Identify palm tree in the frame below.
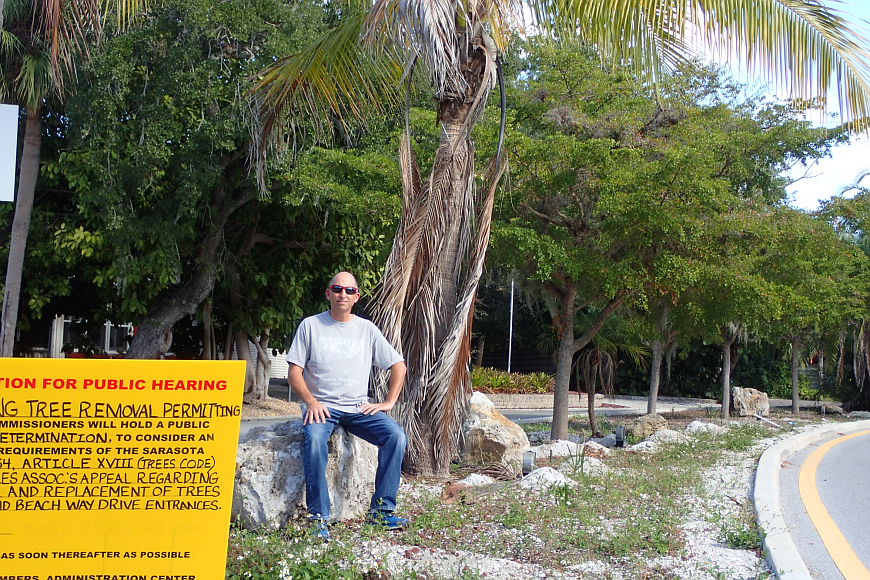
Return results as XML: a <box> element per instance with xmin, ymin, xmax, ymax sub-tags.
<box><xmin>252</xmin><ymin>0</ymin><xmax>870</xmax><ymax>475</ymax></box>
<box><xmin>0</xmin><ymin>0</ymin><xmax>145</xmax><ymax>356</ymax></box>
<box><xmin>574</xmin><ymin>314</ymin><xmax>648</xmax><ymax>438</ymax></box>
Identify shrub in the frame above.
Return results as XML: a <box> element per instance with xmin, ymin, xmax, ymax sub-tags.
<box><xmin>471</xmin><ymin>367</ymin><xmax>554</xmax><ymax>394</ymax></box>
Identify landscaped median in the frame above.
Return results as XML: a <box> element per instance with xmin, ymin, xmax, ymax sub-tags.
<box><xmin>227</xmin><ymin>410</ymin><xmax>865</xmax><ymax>579</ymax></box>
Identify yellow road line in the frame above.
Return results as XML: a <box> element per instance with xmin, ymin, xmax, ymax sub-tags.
<box><xmin>799</xmin><ymin>429</ymin><xmax>870</xmax><ymax>580</ymax></box>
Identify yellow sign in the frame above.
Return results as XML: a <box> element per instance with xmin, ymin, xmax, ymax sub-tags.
<box><xmin>0</xmin><ymin>358</ymin><xmax>245</xmax><ymax>580</ymax></box>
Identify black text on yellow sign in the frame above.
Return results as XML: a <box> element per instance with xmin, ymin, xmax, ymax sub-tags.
<box><xmin>0</xmin><ymin>359</ymin><xmax>246</xmax><ymax>580</ymax></box>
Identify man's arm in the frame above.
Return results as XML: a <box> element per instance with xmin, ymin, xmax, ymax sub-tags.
<box><xmin>359</xmin><ymin>361</ymin><xmax>406</xmax><ymax>415</ymax></box>
<box><xmin>289</xmin><ymin>363</ymin><xmax>330</xmax><ymax>425</ymax></box>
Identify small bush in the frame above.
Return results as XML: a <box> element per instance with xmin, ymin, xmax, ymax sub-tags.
<box><xmin>470</xmin><ymin>367</ymin><xmax>554</xmax><ymax>394</ymax></box>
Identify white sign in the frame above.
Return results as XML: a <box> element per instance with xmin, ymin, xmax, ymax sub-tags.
<box><xmin>0</xmin><ymin>104</ymin><xmax>20</xmax><ymax>202</ymax></box>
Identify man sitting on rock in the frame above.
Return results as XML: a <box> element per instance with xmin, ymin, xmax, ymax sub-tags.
<box><xmin>286</xmin><ymin>271</ymin><xmax>408</xmax><ymax>541</ymax></box>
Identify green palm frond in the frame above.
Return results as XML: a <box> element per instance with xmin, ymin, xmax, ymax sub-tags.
<box><xmin>251</xmin><ymin>14</ymin><xmax>405</xmax><ymax>145</ymax></box>
<box><xmin>530</xmin><ymin>0</ymin><xmax>870</xmax><ymax>128</ymax></box>
<box><xmin>15</xmin><ymin>51</ymin><xmax>50</xmax><ymax>108</ymax></box>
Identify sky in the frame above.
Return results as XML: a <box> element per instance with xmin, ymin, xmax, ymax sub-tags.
<box><xmin>779</xmin><ymin>1</ymin><xmax>870</xmax><ymax>211</ymax></box>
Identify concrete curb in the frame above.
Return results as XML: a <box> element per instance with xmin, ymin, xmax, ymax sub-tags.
<box><xmin>754</xmin><ymin>419</ymin><xmax>870</xmax><ymax>580</ymax></box>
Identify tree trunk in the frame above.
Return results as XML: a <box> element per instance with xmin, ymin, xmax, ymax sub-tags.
<box><xmin>547</xmin><ymin>294</ymin><xmax>623</xmax><ymax>439</ymax></box>
<box><xmin>125</xmin><ymin>230</ymin><xmax>222</xmax><ymax>359</ymax></box>
<box><xmin>551</xmin><ymin>283</ymin><xmax>577</xmax><ymax>441</ymax></box>
<box><xmin>587</xmin><ymin>372</ymin><xmax>601</xmax><ymax>438</ymax></box>
<box><xmin>0</xmin><ymin>105</ymin><xmax>40</xmax><ymax>357</ymax></box>
<box><xmin>202</xmin><ymin>303</ymin><xmax>214</xmax><ymax>360</ymax></box>
<box><xmin>720</xmin><ymin>324</ymin><xmax>740</xmax><ymax>419</ymax></box>
<box><xmin>474</xmin><ymin>335</ymin><xmax>485</xmax><ymax>367</ymax></box>
<box><xmin>837</xmin><ymin>333</ymin><xmax>845</xmax><ymax>385</ymax></box>
<box><xmin>648</xmin><ymin>305</ymin><xmax>671</xmax><ymax>414</ymax></box>
<box><xmin>234</xmin><ymin>330</ymin><xmax>256</xmax><ymax>397</ymax></box>
<box><xmin>125</xmin><ymin>186</ymin><xmax>250</xmax><ymax>358</ymax></box>
<box><xmin>818</xmin><ymin>347</ymin><xmax>824</xmax><ymax>388</ymax></box>
<box><xmin>247</xmin><ymin>329</ymin><xmax>271</xmax><ymax>401</ymax></box>
<box><xmin>720</xmin><ymin>343</ymin><xmax>731</xmax><ymax>419</ymax></box>
<box><xmin>224</xmin><ymin>322</ymin><xmax>234</xmax><ymax>362</ymax></box>
<box><xmin>791</xmin><ymin>335</ymin><xmax>801</xmax><ymax>415</ymax></box>
<box><xmin>648</xmin><ymin>338</ymin><xmax>663</xmax><ymax>415</ymax></box>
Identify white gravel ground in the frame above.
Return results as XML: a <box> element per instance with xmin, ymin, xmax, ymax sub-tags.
<box><xmin>350</xmin><ymin>422</ymin><xmax>786</xmax><ymax>580</ymax></box>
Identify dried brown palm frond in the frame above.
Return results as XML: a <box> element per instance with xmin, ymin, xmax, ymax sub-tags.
<box><xmin>451</xmin><ymin>460</ymin><xmax>520</xmax><ymax>481</ymax></box>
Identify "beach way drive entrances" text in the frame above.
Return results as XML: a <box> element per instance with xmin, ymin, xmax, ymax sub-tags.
<box><xmin>0</xmin><ymin>359</ymin><xmax>245</xmax><ymax>580</ymax></box>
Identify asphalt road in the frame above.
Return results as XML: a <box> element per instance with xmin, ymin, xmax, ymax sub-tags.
<box><xmin>780</xmin><ymin>428</ymin><xmax>870</xmax><ymax>580</ymax></box>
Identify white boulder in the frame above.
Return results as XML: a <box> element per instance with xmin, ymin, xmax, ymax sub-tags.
<box><xmin>460</xmin><ymin>392</ymin><xmax>530</xmax><ymax>467</ymax></box>
<box><xmin>649</xmin><ymin>429</ymin><xmax>689</xmax><ymax>444</ymax></box>
<box><xmin>456</xmin><ymin>473</ymin><xmax>497</xmax><ymax>486</ymax></box>
<box><xmin>232</xmin><ymin>420</ymin><xmax>377</xmax><ymax>528</ymax></box>
<box><xmin>518</xmin><ymin>467</ymin><xmax>575</xmax><ymax>492</ymax></box>
<box><xmin>558</xmin><ymin>455</ymin><xmax>607</xmax><ymax>477</ymax></box>
<box><xmin>530</xmin><ymin>440</ymin><xmax>583</xmax><ymax>458</ymax></box>
<box><xmin>685</xmin><ymin>420</ymin><xmax>727</xmax><ymax>435</ymax></box>
<box><xmin>731</xmin><ymin>387</ymin><xmax>769</xmax><ymax>417</ymax></box>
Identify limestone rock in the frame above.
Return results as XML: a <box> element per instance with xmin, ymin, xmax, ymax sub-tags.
<box><xmin>819</xmin><ymin>404</ymin><xmax>844</xmax><ymax>415</ymax></box>
<box><xmin>518</xmin><ymin>466</ymin><xmax>575</xmax><ymax>492</ymax></box>
<box><xmin>456</xmin><ymin>473</ymin><xmax>497</xmax><ymax>487</ymax></box>
<box><xmin>461</xmin><ymin>392</ymin><xmax>530</xmax><ymax>467</ymax></box>
<box><xmin>558</xmin><ymin>455</ymin><xmax>607</xmax><ymax>477</ymax></box>
<box><xmin>731</xmin><ymin>387</ymin><xmax>769</xmax><ymax>417</ymax></box>
<box><xmin>685</xmin><ymin>420</ymin><xmax>727</xmax><ymax>435</ymax></box>
<box><xmin>649</xmin><ymin>429</ymin><xmax>688</xmax><ymax>444</ymax></box>
<box><xmin>625</xmin><ymin>414</ymin><xmax>670</xmax><ymax>439</ymax></box>
<box><xmin>232</xmin><ymin>420</ymin><xmax>377</xmax><ymax>529</ymax></box>
<box><xmin>848</xmin><ymin>411</ymin><xmax>870</xmax><ymax>419</ymax></box>
<box><xmin>582</xmin><ymin>441</ymin><xmax>610</xmax><ymax>458</ymax></box>
<box><xmin>530</xmin><ymin>440</ymin><xmax>583</xmax><ymax>458</ymax></box>
<box><xmin>526</xmin><ymin>430</ymin><xmax>552</xmax><ymax>445</ymax></box>
<box><xmin>626</xmin><ymin>440</ymin><xmax>659</xmax><ymax>453</ymax></box>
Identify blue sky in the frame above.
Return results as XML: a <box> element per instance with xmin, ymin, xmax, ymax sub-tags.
<box><xmin>781</xmin><ymin>1</ymin><xmax>870</xmax><ymax>210</ymax></box>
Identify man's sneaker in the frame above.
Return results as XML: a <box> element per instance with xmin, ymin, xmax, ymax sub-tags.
<box><xmin>366</xmin><ymin>512</ymin><xmax>408</xmax><ymax>530</ymax></box>
<box><xmin>309</xmin><ymin>518</ymin><xmax>330</xmax><ymax>541</ymax></box>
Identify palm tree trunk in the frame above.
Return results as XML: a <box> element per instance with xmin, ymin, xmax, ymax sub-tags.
<box><xmin>551</xmin><ymin>283</ymin><xmax>576</xmax><ymax>441</ymax></box>
<box><xmin>0</xmin><ymin>104</ymin><xmax>41</xmax><ymax>357</ymax></box>
<box><xmin>372</xmin><ymin>36</ymin><xmax>499</xmax><ymax>476</ymax></box>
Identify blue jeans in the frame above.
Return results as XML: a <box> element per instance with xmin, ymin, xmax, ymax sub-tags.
<box><xmin>302</xmin><ymin>408</ymin><xmax>407</xmax><ymax>520</ymax></box>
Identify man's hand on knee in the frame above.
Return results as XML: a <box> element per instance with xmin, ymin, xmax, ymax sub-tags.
<box><xmin>304</xmin><ymin>401</ymin><xmax>331</xmax><ymax>424</ymax></box>
<box><xmin>358</xmin><ymin>401</ymin><xmax>394</xmax><ymax>415</ymax></box>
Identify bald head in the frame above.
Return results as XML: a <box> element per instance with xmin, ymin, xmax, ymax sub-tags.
<box><xmin>329</xmin><ymin>271</ymin><xmax>358</xmax><ymax>289</ymax></box>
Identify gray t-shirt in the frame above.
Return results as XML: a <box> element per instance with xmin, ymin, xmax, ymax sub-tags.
<box><xmin>286</xmin><ymin>311</ymin><xmax>404</xmax><ymax>412</ymax></box>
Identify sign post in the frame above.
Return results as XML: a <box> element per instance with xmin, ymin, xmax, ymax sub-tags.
<box><xmin>0</xmin><ymin>104</ymin><xmax>18</xmax><ymax>202</ymax></box>
<box><xmin>0</xmin><ymin>358</ymin><xmax>246</xmax><ymax>579</ymax></box>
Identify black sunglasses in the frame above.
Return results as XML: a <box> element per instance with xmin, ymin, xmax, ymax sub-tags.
<box><xmin>329</xmin><ymin>285</ymin><xmax>358</xmax><ymax>295</ymax></box>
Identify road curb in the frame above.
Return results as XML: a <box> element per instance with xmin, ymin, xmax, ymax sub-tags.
<box><xmin>754</xmin><ymin>419</ymin><xmax>870</xmax><ymax>580</ymax></box>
